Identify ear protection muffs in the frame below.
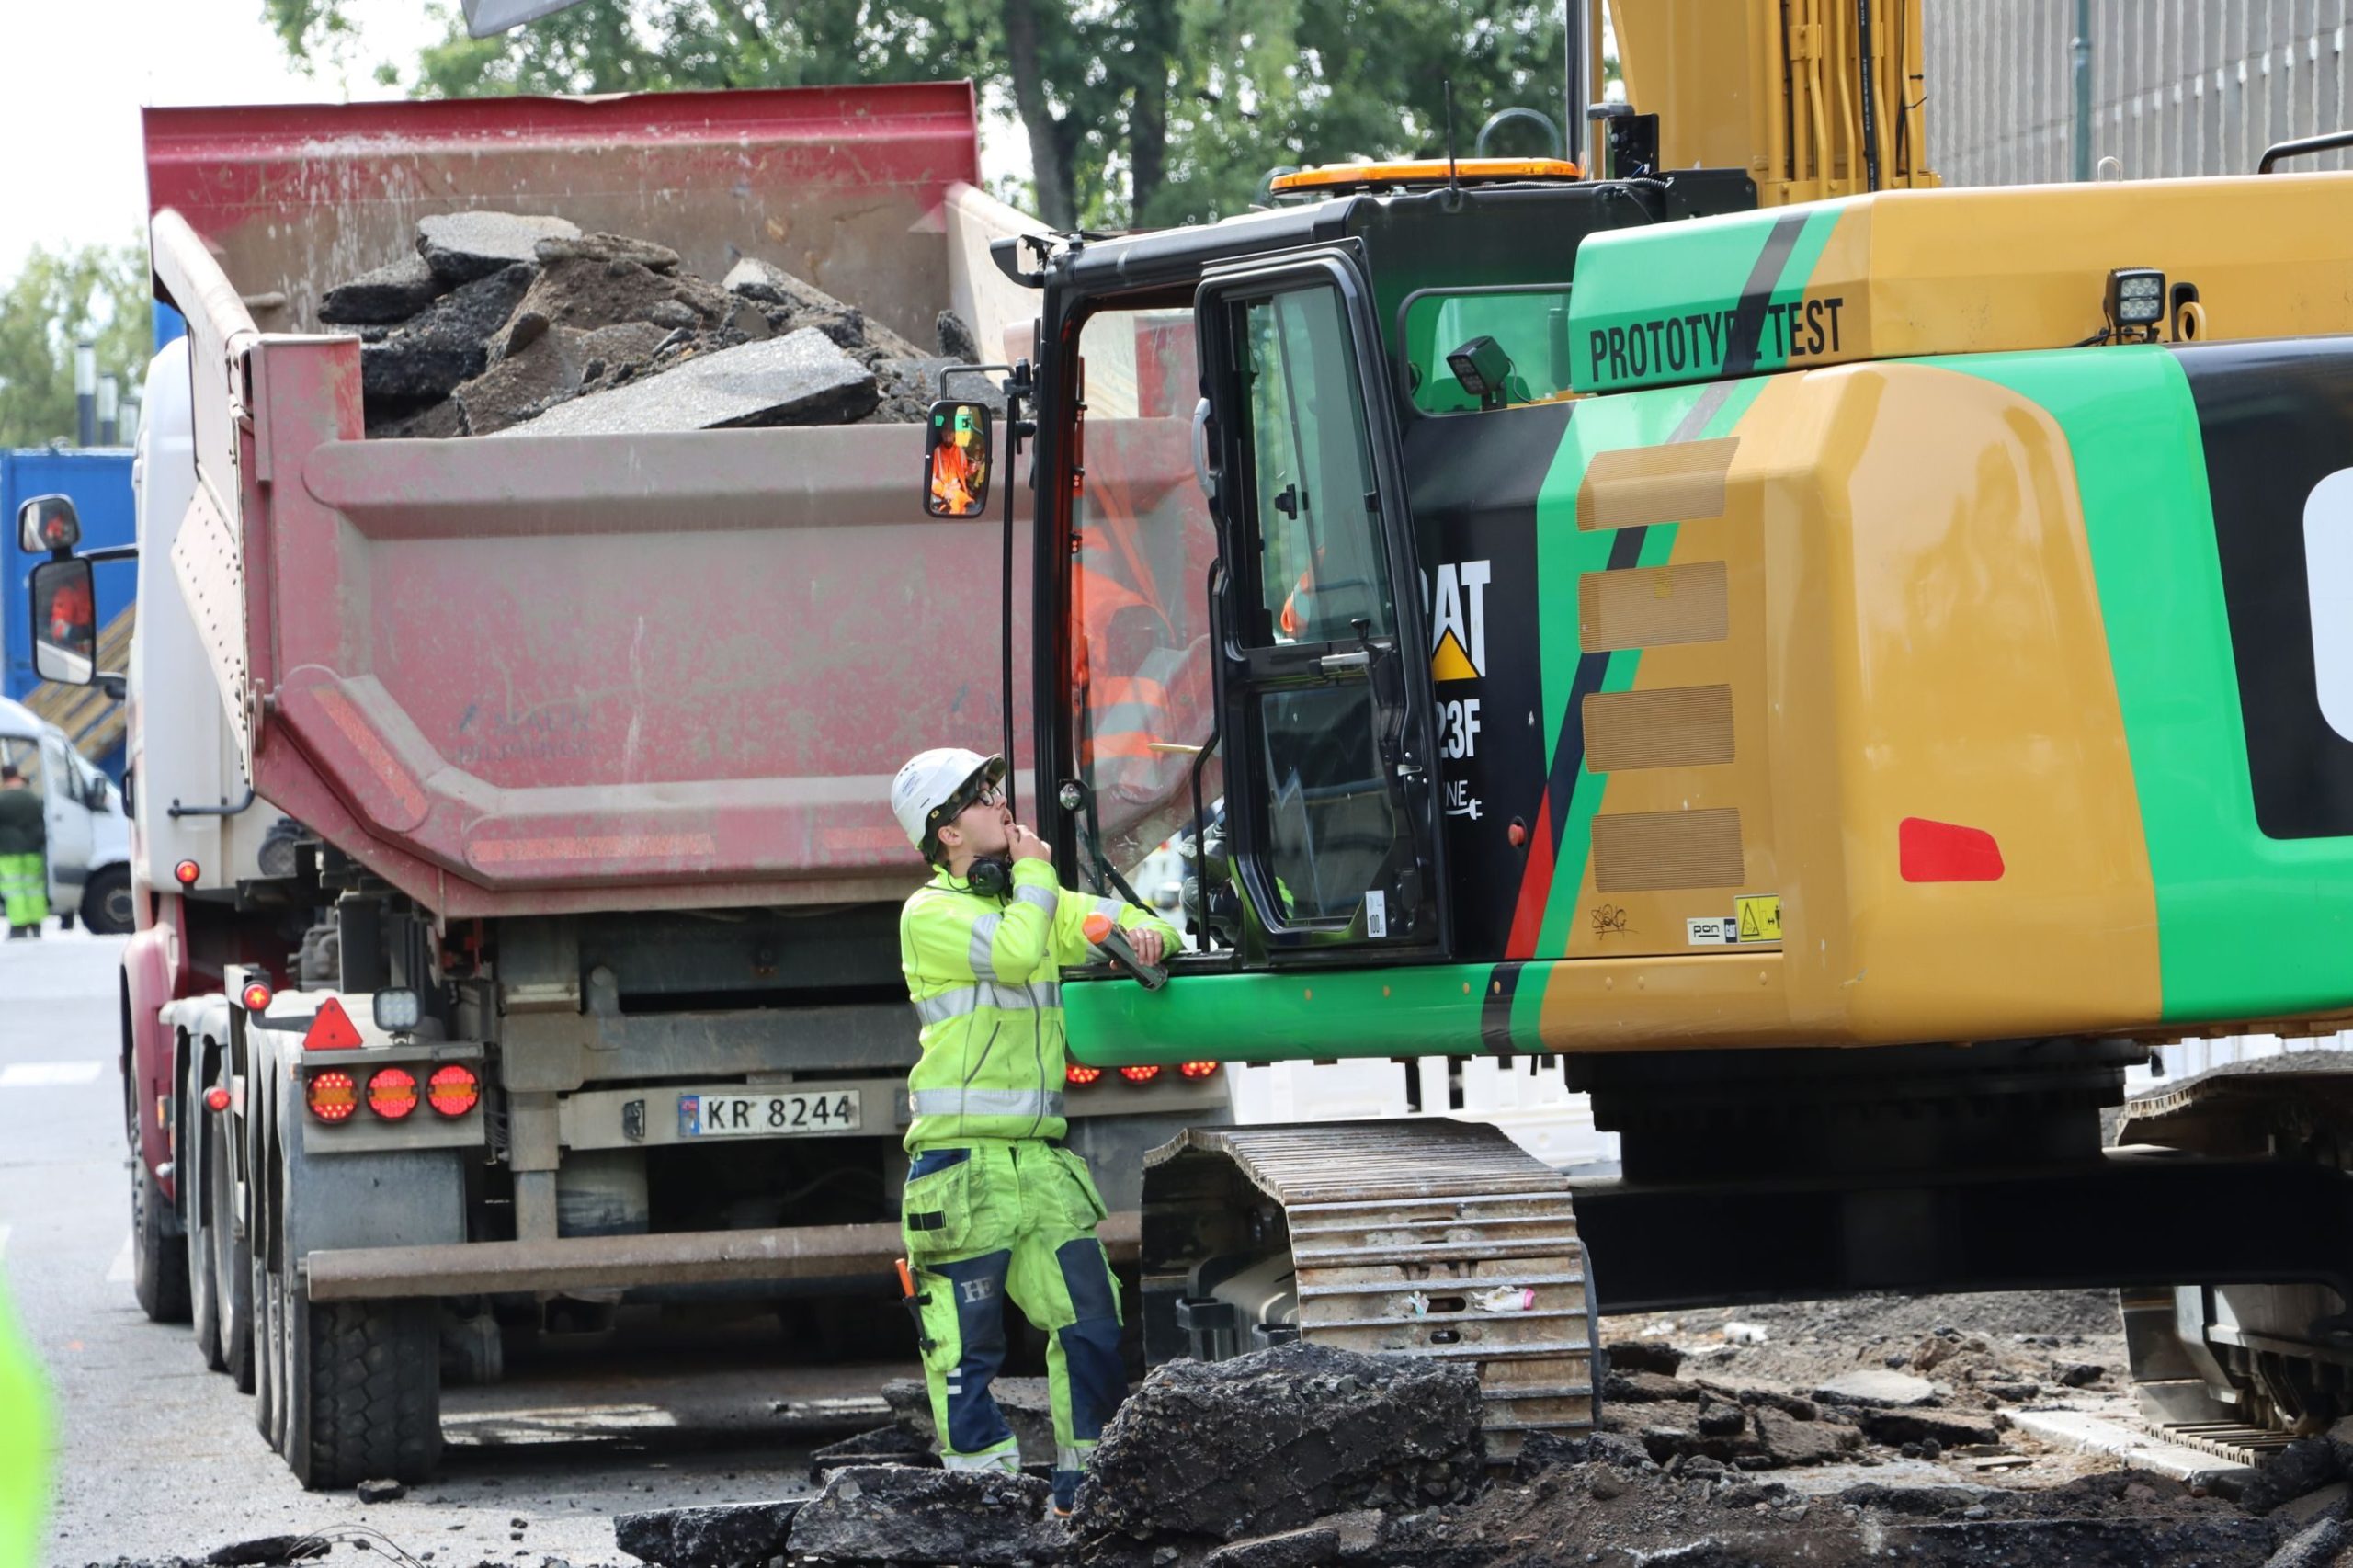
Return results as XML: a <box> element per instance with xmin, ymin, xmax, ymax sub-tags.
<box><xmin>962</xmin><ymin>855</ymin><xmax>1013</xmax><ymax>900</ymax></box>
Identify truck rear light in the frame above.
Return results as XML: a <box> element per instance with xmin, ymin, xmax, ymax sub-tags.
<box><xmin>1066</xmin><ymin>1063</ymin><xmax>1104</xmax><ymax>1086</ymax></box>
<box><xmin>426</xmin><ymin>1064</ymin><xmax>479</xmax><ymax>1117</ymax></box>
<box><xmin>203</xmin><ymin>1085</ymin><xmax>232</xmax><ymax>1113</ymax></box>
<box><xmin>174</xmin><ymin>859</ymin><xmax>200</xmax><ymax>886</ymax></box>
<box><xmin>1119</xmin><ymin>1064</ymin><xmax>1162</xmax><ymax>1084</ymax></box>
<box><xmin>366</xmin><ymin>1067</ymin><xmax>418</xmax><ymax>1119</ymax></box>
<box><xmin>302</xmin><ymin>995</ymin><xmax>364</xmax><ymax>1051</ymax></box>
<box><xmin>241</xmin><ymin>981</ymin><xmax>273</xmax><ymax>1013</ymax></box>
<box><xmin>305</xmin><ymin>1071</ymin><xmax>358</xmax><ymax>1123</ymax></box>
<box><xmin>1179</xmin><ymin>1061</ymin><xmax>1220</xmax><ymax>1079</ymax></box>
<box><xmin>373</xmin><ymin>988</ymin><xmax>421</xmax><ymax>1032</ymax></box>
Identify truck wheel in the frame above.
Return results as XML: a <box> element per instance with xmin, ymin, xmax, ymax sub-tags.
<box><xmin>281</xmin><ymin>1283</ymin><xmax>443</xmax><ymax>1489</ymax></box>
<box><xmin>256</xmin><ymin>1243</ymin><xmax>283</xmax><ymax>1450</ymax></box>
<box><xmin>131</xmin><ymin>1137</ymin><xmax>190</xmax><ymax>1324</ymax></box>
<box><xmin>211</xmin><ymin>1111</ymin><xmax>255</xmax><ymax>1391</ymax></box>
<box><xmin>188</xmin><ymin>1163</ymin><xmax>224</xmax><ymax>1370</ymax></box>
<box><xmin>81</xmin><ymin>868</ymin><xmax>134</xmax><ymax>936</ymax></box>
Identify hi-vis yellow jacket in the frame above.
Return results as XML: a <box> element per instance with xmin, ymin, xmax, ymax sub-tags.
<box><xmin>900</xmin><ymin>858</ymin><xmax>1179</xmax><ymax>1151</ymax></box>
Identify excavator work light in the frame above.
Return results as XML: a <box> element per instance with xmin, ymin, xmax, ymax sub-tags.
<box><xmin>1446</xmin><ymin>336</ymin><xmax>1518</xmax><ymax>411</ymax></box>
<box><xmin>374</xmin><ymin>988</ymin><xmax>422</xmax><ymax>1032</ymax></box>
<box><xmin>2107</xmin><ymin>268</ymin><xmax>2166</xmax><ymax>332</ymax></box>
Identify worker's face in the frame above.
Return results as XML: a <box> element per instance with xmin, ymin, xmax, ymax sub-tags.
<box><xmin>938</xmin><ymin>786</ymin><xmax>1011</xmax><ymax>860</ymax></box>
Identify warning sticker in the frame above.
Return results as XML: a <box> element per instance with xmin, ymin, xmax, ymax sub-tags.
<box><xmin>1735</xmin><ymin>894</ymin><xmax>1782</xmax><ymax>943</ymax></box>
<box><xmin>1687</xmin><ymin>916</ymin><xmax>1737</xmax><ymax>946</ymax></box>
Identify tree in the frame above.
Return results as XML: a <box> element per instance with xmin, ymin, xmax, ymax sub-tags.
<box><xmin>265</xmin><ymin>0</ymin><xmax>1571</xmax><ymax>232</ymax></box>
<box><xmin>0</xmin><ymin>244</ymin><xmax>152</xmax><ymax>449</ymax></box>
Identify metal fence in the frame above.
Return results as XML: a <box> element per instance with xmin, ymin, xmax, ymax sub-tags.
<box><xmin>1926</xmin><ymin>0</ymin><xmax>2353</xmax><ymax>186</ymax></box>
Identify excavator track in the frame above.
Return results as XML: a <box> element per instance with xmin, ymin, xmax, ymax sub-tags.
<box><xmin>1142</xmin><ymin>1120</ymin><xmax>1598</xmax><ymax>1454</ymax></box>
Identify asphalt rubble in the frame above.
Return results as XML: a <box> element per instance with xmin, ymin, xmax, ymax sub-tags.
<box><xmin>320</xmin><ymin>209</ymin><xmax>979</xmax><ymax>438</ymax></box>
<box><xmin>590</xmin><ymin>1318</ymin><xmax>2353</xmax><ymax>1568</ymax></box>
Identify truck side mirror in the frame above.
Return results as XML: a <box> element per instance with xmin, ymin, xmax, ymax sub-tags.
<box><xmin>29</xmin><ymin>557</ymin><xmax>97</xmax><ymax>687</ymax></box>
<box><xmin>923</xmin><ymin>400</ymin><xmax>993</xmax><ymax>518</ymax></box>
<box><xmin>17</xmin><ymin>494</ymin><xmax>80</xmax><ymax>555</ymax></box>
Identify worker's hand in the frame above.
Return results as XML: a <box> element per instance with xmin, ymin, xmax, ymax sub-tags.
<box><xmin>1127</xmin><ymin>927</ymin><xmax>1166</xmax><ymax>967</ymax></box>
<box><xmin>1007</xmin><ymin>823</ymin><xmax>1052</xmax><ymax>863</ymax></box>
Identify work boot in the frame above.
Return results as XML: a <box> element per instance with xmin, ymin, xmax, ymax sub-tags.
<box><xmin>1051</xmin><ymin>1469</ymin><xmax>1081</xmax><ymax>1517</ymax></box>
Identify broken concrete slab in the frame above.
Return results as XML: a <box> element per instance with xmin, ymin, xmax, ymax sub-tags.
<box><xmin>1605</xmin><ymin>1369</ymin><xmax>1700</xmax><ymax>1404</ymax></box>
<box><xmin>611</xmin><ymin>1499</ymin><xmax>803</xmax><ymax>1568</ymax></box>
<box><xmin>1753</xmin><ymin>1405</ymin><xmax>1863</xmax><ymax>1468</ymax></box>
<box><xmin>2262</xmin><ymin>1515</ymin><xmax>2349</xmax><ymax>1568</ymax></box>
<box><xmin>320</xmin><ymin>254</ymin><xmax>443</xmax><ymax>324</ymax></box>
<box><xmin>786</xmin><ymin>1464</ymin><xmax>1056</xmax><ymax>1566</ymax></box>
<box><xmin>367</xmin><ymin>398</ymin><xmax>468</xmax><ymax>441</ymax></box>
<box><xmin>533</xmin><ymin>232</ymin><xmax>680</xmax><ymax>272</ymax></box>
<box><xmin>360</xmin><ymin>263</ymin><xmax>535</xmax><ymax>410</ymax></box>
<box><xmin>203</xmin><ymin>1539</ymin><xmax>328</xmax><ymax>1567</ymax></box>
<box><xmin>936</xmin><ymin>308</ymin><xmax>979</xmax><ymax>361</ymax></box>
<box><xmin>722</xmin><ymin>256</ymin><xmax>925</xmax><ymax>358</ymax></box>
<box><xmin>1853</xmin><ymin>1406</ymin><xmax>2000</xmax><ymax>1449</ymax></box>
<box><xmin>2273</xmin><ymin>1479</ymin><xmax>2353</xmax><ymax>1528</ymax></box>
<box><xmin>496</xmin><ymin>327</ymin><xmax>876</xmax><ymax>436</ymax></box>
<box><xmin>453</xmin><ymin>325</ymin><xmax>588</xmax><ymax>436</ymax></box>
<box><xmin>417</xmin><ymin>210</ymin><xmax>580</xmax><ymax>285</ymax></box>
<box><xmin>808</xmin><ymin>1419</ymin><xmax>937</xmax><ymax>1480</ymax></box>
<box><xmin>353</xmin><ymin>1477</ymin><xmax>405</xmax><ymax>1504</ymax></box>
<box><xmin>1076</xmin><ymin>1341</ymin><xmax>1483</xmax><ymax>1548</ymax></box>
<box><xmin>1200</xmin><ymin>1524</ymin><xmax>1341</xmax><ymax>1568</ymax></box>
<box><xmin>1814</xmin><ymin>1369</ymin><xmax>1938</xmax><ymax>1407</ymax></box>
<box><xmin>2238</xmin><ymin>1437</ymin><xmax>2346</xmax><ymax>1516</ymax></box>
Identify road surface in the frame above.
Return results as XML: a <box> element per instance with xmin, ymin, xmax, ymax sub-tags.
<box><xmin>2</xmin><ymin>932</ymin><xmax>910</xmax><ymax>1568</ymax></box>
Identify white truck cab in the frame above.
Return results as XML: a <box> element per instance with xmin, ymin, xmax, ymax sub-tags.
<box><xmin>0</xmin><ymin>694</ymin><xmax>132</xmax><ymax>932</ymax></box>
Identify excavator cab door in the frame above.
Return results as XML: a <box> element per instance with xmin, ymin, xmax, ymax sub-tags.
<box><xmin>1194</xmin><ymin>249</ymin><xmax>1446</xmax><ymax>957</ymax></box>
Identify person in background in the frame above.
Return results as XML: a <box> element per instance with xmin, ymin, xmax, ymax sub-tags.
<box><xmin>0</xmin><ymin>767</ymin><xmax>46</xmax><ymax>939</ymax></box>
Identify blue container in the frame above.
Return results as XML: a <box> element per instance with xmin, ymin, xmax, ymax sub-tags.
<box><xmin>2</xmin><ymin>448</ymin><xmax>138</xmax><ymax>778</ymax></box>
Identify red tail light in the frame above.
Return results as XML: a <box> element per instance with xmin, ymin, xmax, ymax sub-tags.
<box><xmin>305</xmin><ymin>1071</ymin><xmax>358</xmax><ymax>1123</ymax></box>
<box><xmin>302</xmin><ymin>995</ymin><xmax>364</xmax><ymax>1051</ymax></box>
<box><xmin>241</xmin><ymin>982</ymin><xmax>273</xmax><ymax>1013</ymax></box>
<box><xmin>1066</xmin><ymin>1063</ymin><xmax>1104</xmax><ymax>1086</ymax></box>
<box><xmin>366</xmin><ymin>1067</ymin><xmax>418</xmax><ymax>1120</ymax></box>
<box><xmin>426</xmin><ymin>1064</ymin><xmax>479</xmax><ymax>1118</ymax></box>
<box><xmin>203</xmin><ymin>1085</ymin><xmax>232</xmax><ymax>1113</ymax></box>
<box><xmin>1179</xmin><ymin>1061</ymin><xmax>1220</xmax><ymax>1079</ymax></box>
<box><xmin>1119</xmin><ymin>1064</ymin><xmax>1162</xmax><ymax>1084</ymax></box>
<box><xmin>174</xmin><ymin>859</ymin><xmax>200</xmax><ymax>886</ymax></box>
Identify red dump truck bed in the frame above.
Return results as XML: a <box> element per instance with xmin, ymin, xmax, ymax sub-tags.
<box><xmin>144</xmin><ymin>85</ymin><xmax>1043</xmax><ymax>919</ymax></box>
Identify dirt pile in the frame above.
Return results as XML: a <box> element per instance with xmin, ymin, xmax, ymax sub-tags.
<box><xmin>321</xmin><ymin>211</ymin><xmax>976</xmax><ymax>438</ymax></box>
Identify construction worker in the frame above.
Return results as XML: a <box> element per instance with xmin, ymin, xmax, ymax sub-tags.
<box><xmin>929</xmin><ymin>404</ymin><xmax>988</xmax><ymax>515</ymax></box>
<box><xmin>0</xmin><ymin>767</ymin><xmax>46</xmax><ymax>939</ymax></box>
<box><xmin>887</xmin><ymin>747</ymin><xmax>1178</xmax><ymax>1514</ymax></box>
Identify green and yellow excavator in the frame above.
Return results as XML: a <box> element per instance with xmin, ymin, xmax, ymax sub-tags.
<box><xmin>954</xmin><ymin>0</ymin><xmax>2353</xmax><ymax>1453</ymax></box>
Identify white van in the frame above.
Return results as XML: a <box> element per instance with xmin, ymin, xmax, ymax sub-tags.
<box><xmin>0</xmin><ymin>695</ymin><xmax>132</xmax><ymax>933</ymax></box>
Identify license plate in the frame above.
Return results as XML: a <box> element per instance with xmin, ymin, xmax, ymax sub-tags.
<box><xmin>678</xmin><ymin>1089</ymin><xmax>862</xmax><ymax>1138</ymax></box>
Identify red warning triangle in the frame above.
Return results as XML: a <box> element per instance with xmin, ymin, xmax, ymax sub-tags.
<box><xmin>303</xmin><ymin>995</ymin><xmax>365</xmax><ymax>1051</ymax></box>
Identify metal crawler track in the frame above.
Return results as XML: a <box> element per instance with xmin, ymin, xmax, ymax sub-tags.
<box><xmin>1148</xmin><ymin>1121</ymin><xmax>1599</xmax><ymax>1451</ymax></box>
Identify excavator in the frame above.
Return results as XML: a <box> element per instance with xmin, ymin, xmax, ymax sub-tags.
<box><xmin>487</xmin><ymin>0</ymin><xmax>2353</xmax><ymax>1453</ymax></box>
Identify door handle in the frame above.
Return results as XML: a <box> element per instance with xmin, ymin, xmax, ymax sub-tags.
<box><xmin>1317</xmin><ymin>649</ymin><xmax>1371</xmax><ymax>673</ymax></box>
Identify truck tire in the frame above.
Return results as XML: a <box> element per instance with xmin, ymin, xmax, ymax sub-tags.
<box><xmin>189</xmin><ymin>1165</ymin><xmax>224</xmax><ymax>1371</ymax></box>
<box><xmin>131</xmin><ymin>1131</ymin><xmax>190</xmax><ymax>1324</ymax></box>
<box><xmin>188</xmin><ymin>1045</ymin><xmax>225</xmax><ymax>1369</ymax></box>
<box><xmin>211</xmin><ymin>1109</ymin><xmax>255</xmax><ymax>1391</ymax></box>
<box><xmin>81</xmin><ymin>867</ymin><xmax>134</xmax><ymax>936</ymax></box>
<box><xmin>281</xmin><ymin>1287</ymin><xmax>442</xmax><ymax>1489</ymax></box>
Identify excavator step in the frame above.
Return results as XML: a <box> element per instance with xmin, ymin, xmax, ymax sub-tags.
<box><xmin>1144</xmin><ymin>1120</ymin><xmax>1600</xmax><ymax>1455</ymax></box>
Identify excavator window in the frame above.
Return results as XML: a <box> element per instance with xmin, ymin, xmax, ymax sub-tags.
<box><xmin>1399</xmin><ymin>286</ymin><xmax>1575</xmax><ymax>415</ymax></box>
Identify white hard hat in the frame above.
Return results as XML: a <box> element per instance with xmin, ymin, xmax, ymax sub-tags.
<box><xmin>891</xmin><ymin>747</ymin><xmax>1006</xmax><ymax>857</ymax></box>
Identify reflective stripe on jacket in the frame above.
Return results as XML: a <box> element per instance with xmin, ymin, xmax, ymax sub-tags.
<box><xmin>900</xmin><ymin>858</ymin><xmax>1179</xmax><ymax>1151</ymax></box>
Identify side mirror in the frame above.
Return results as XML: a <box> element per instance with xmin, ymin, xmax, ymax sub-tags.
<box><xmin>17</xmin><ymin>494</ymin><xmax>80</xmax><ymax>555</ymax></box>
<box><xmin>924</xmin><ymin>400</ymin><xmax>993</xmax><ymax>518</ymax></box>
<box><xmin>30</xmin><ymin>558</ymin><xmax>97</xmax><ymax>687</ymax></box>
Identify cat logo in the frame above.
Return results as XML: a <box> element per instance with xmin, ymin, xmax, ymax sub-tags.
<box><xmin>1428</xmin><ymin>561</ymin><xmax>1490</xmax><ymax>683</ymax></box>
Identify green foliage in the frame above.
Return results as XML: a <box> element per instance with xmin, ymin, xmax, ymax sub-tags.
<box><xmin>0</xmin><ymin>244</ymin><xmax>151</xmax><ymax>449</ymax></box>
<box><xmin>263</xmin><ymin>0</ymin><xmax>1573</xmax><ymax>232</ymax></box>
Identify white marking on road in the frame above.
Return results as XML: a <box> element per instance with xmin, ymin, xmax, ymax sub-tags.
<box><xmin>0</xmin><ymin>1061</ymin><xmax>104</xmax><ymax>1088</ymax></box>
<box><xmin>106</xmin><ymin>1233</ymin><xmax>133</xmax><ymax>1284</ymax></box>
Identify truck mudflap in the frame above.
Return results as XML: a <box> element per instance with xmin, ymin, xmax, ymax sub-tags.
<box><xmin>1142</xmin><ymin>1120</ymin><xmax>1597</xmax><ymax>1456</ymax></box>
<box><xmin>303</xmin><ymin>1211</ymin><xmax>1142</xmax><ymax>1301</ymax></box>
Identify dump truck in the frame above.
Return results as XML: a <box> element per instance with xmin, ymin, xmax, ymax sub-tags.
<box><xmin>25</xmin><ymin>84</ymin><xmax>1228</xmax><ymax>1489</ymax></box>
